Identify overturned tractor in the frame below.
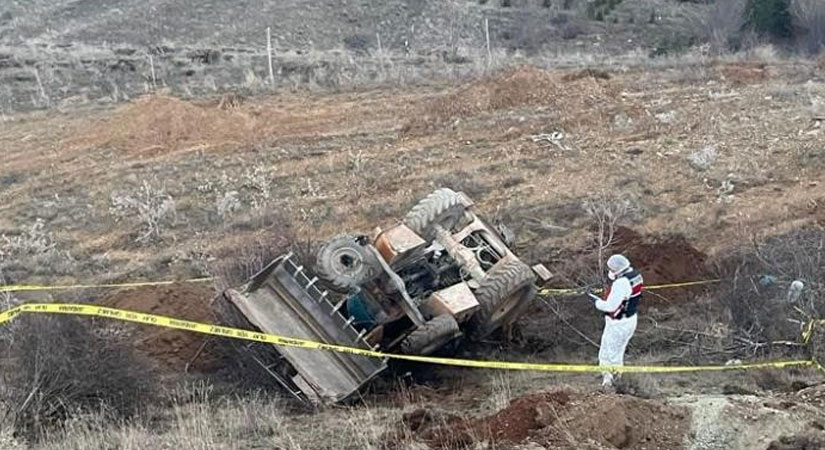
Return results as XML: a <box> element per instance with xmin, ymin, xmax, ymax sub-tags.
<box><xmin>221</xmin><ymin>188</ymin><xmax>548</xmax><ymax>404</ymax></box>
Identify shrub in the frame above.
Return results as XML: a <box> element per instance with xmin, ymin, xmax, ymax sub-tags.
<box><xmin>109</xmin><ymin>179</ymin><xmax>177</xmax><ymax>243</ymax></box>
<box><xmin>586</xmin><ymin>0</ymin><xmax>623</xmax><ymax>21</ymax></box>
<box><xmin>561</xmin><ymin>23</ymin><xmax>585</xmax><ymax>40</ymax></box>
<box><xmin>0</xmin><ymin>220</ymin><xmax>76</xmax><ymax>279</ymax></box>
<box><xmin>719</xmin><ymin>229</ymin><xmax>825</xmax><ymax>351</ymax></box>
<box><xmin>649</xmin><ymin>33</ymin><xmax>700</xmax><ymax>58</ymax></box>
<box><xmin>342</xmin><ymin>34</ymin><xmax>372</xmax><ymax>53</ymax></box>
<box><xmin>793</xmin><ymin>0</ymin><xmax>825</xmax><ymax>54</ymax></box>
<box><xmin>700</xmin><ymin>0</ymin><xmax>747</xmax><ymax>52</ymax></box>
<box><xmin>745</xmin><ymin>0</ymin><xmax>793</xmax><ymax>39</ymax></box>
<box><xmin>0</xmin><ymin>315</ymin><xmax>155</xmax><ymax>441</ymax></box>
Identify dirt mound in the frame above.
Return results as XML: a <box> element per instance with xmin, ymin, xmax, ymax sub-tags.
<box><xmin>404</xmin><ymin>65</ymin><xmax>616</xmax><ymax>133</ymax></box>
<box><xmin>611</xmin><ymin>227</ymin><xmax>710</xmax><ymax>304</ymax></box>
<box><xmin>101</xmin><ymin>282</ymin><xmax>222</xmax><ymax>371</ymax></box>
<box><xmin>68</xmin><ymin>95</ymin><xmax>258</xmax><ymax>157</ymax></box>
<box><xmin>395</xmin><ymin>389</ymin><xmax>689</xmax><ymax>449</ymax></box>
<box><xmin>538</xmin><ymin>393</ymin><xmax>689</xmax><ymax>449</ymax></box>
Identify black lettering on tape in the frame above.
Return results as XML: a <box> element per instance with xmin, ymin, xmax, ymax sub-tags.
<box><xmin>169</xmin><ymin>319</ymin><xmax>198</xmax><ymax>329</ymax></box>
<box><xmin>98</xmin><ymin>308</ymin><xmax>123</xmax><ymax>318</ymax></box>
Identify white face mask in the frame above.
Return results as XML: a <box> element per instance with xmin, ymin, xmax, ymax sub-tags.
<box><xmin>607</xmin><ymin>271</ymin><xmax>617</xmax><ymax>281</ymax></box>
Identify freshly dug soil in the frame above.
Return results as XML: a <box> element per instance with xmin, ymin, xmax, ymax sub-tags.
<box><xmin>404</xmin><ymin>65</ymin><xmax>618</xmax><ymax>133</ymax></box>
<box><xmin>538</xmin><ymin>393</ymin><xmax>690</xmax><ymax>449</ymax></box>
<box><xmin>611</xmin><ymin>226</ymin><xmax>710</xmax><ymax>305</ymax></box>
<box><xmin>395</xmin><ymin>389</ymin><xmax>690</xmax><ymax>449</ymax></box>
<box><xmin>101</xmin><ymin>282</ymin><xmax>222</xmax><ymax>371</ymax></box>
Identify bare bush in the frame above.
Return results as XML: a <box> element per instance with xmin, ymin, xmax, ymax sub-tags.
<box><xmin>720</xmin><ymin>229</ymin><xmax>825</xmax><ymax>353</ymax></box>
<box><xmin>0</xmin><ymin>219</ymin><xmax>56</xmax><ymax>257</ymax></box>
<box><xmin>215</xmin><ymin>190</ymin><xmax>241</xmax><ymax>222</ymax></box>
<box><xmin>582</xmin><ymin>192</ymin><xmax>640</xmax><ymax>281</ymax></box>
<box><xmin>699</xmin><ymin>0</ymin><xmax>747</xmax><ymax>53</ymax></box>
<box><xmin>110</xmin><ymin>180</ymin><xmax>177</xmax><ymax>243</ymax></box>
<box><xmin>0</xmin><ymin>220</ymin><xmax>75</xmax><ymax>278</ymax></box>
<box><xmin>241</xmin><ymin>165</ymin><xmax>273</xmax><ymax>209</ymax></box>
<box><xmin>793</xmin><ymin>0</ymin><xmax>825</xmax><ymax>54</ymax></box>
<box><xmin>0</xmin><ymin>315</ymin><xmax>155</xmax><ymax>441</ymax></box>
<box><xmin>206</xmin><ymin>222</ymin><xmax>296</xmax><ymax>292</ymax></box>
<box><xmin>561</xmin><ymin>22</ymin><xmax>585</xmax><ymax>40</ymax></box>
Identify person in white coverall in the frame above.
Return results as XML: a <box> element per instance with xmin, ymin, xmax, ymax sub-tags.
<box><xmin>587</xmin><ymin>254</ymin><xmax>643</xmax><ymax>388</ymax></box>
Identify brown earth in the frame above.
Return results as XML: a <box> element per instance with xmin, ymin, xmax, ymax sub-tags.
<box><xmin>101</xmin><ymin>283</ymin><xmax>221</xmax><ymax>371</ymax></box>
<box><xmin>4</xmin><ymin>62</ymin><xmax>825</xmax><ymax>288</ymax></box>
<box><xmin>546</xmin><ymin>226</ymin><xmax>710</xmax><ymax>304</ymax></box>
<box><xmin>393</xmin><ymin>389</ymin><xmax>690</xmax><ymax>450</ymax></box>
<box><xmin>719</xmin><ymin>62</ymin><xmax>771</xmax><ymax>85</ymax></box>
<box><xmin>611</xmin><ymin>226</ymin><xmax>711</xmax><ymax>304</ymax></box>
<box><xmin>403</xmin><ymin>65</ymin><xmax>623</xmax><ymax>134</ymax></box>
<box><xmin>66</xmin><ymin>95</ymin><xmax>258</xmax><ymax>158</ymax></box>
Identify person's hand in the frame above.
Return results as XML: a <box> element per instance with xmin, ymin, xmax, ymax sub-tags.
<box><xmin>584</xmin><ymin>287</ymin><xmax>598</xmax><ymax>304</ymax></box>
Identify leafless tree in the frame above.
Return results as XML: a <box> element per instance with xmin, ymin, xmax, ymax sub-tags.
<box><xmin>582</xmin><ymin>192</ymin><xmax>637</xmax><ymax>283</ymax></box>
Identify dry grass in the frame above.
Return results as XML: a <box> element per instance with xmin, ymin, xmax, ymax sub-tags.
<box><xmin>30</xmin><ymin>385</ymin><xmax>405</xmax><ymax>450</ymax></box>
<box><xmin>0</xmin><ymin>315</ymin><xmax>155</xmax><ymax>441</ymax></box>
<box><xmin>2</xmin><ymin>54</ymin><xmax>823</xmax><ymax>288</ymax></box>
<box><xmin>1</xmin><ymin>51</ymin><xmax>825</xmax><ymax>449</ymax></box>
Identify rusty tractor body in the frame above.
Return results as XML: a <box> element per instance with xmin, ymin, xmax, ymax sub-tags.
<box><xmin>221</xmin><ymin>188</ymin><xmax>548</xmax><ymax>404</ymax></box>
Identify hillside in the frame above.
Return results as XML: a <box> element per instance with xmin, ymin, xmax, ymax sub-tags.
<box><xmin>3</xmin><ymin>1</ymin><xmax>825</xmax><ymax>449</ymax></box>
<box><xmin>0</xmin><ymin>0</ymin><xmax>707</xmax><ymax>112</ymax></box>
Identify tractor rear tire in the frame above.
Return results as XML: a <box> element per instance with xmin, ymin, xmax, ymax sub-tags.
<box><xmin>403</xmin><ymin>188</ymin><xmax>467</xmax><ymax>241</ymax></box>
<box><xmin>400</xmin><ymin>314</ymin><xmax>461</xmax><ymax>355</ymax></box>
<box><xmin>315</xmin><ymin>235</ymin><xmax>379</xmax><ymax>293</ymax></box>
<box><xmin>467</xmin><ymin>259</ymin><xmax>536</xmax><ymax>340</ymax></box>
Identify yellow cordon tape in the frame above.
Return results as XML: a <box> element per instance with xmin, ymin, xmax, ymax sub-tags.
<box><xmin>538</xmin><ymin>279</ymin><xmax>722</xmax><ymax>296</ymax></box>
<box><xmin>0</xmin><ymin>302</ymin><xmax>821</xmax><ymax>374</ymax></box>
<box><xmin>0</xmin><ymin>277</ymin><xmax>719</xmax><ymax>295</ymax></box>
<box><xmin>0</xmin><ymin>277</ymin><xmax>214</xmax><ymax>293</ymax></box>
<box><xmin>803</xmin><ymin>320</ymin><xmax>825</xmax><ymax>344</ymax></box>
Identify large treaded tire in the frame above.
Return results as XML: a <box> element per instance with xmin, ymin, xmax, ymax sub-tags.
<box><xmin>400</xmin><ymin>314</ymin><xmax>461</xmax><ymax>355</ymax></box>
<box><xmin>467</xmin><ymin>259</ymin><xmax>537</xmax><ymax>340</ymax></box>
<box><xmin>403</xmin><ymin>188</ymin><xmax>466</xmax><ymax>241</ymax></box>
<box><xmin>315</xmin><ymin>235</ymin><xmax>378</xmax><ymax>293</ymax></box>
